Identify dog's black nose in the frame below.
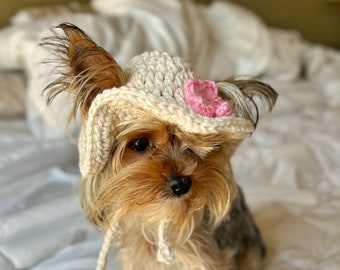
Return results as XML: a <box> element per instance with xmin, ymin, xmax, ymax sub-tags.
<box><xmin>168</xmin><ymin>175</ymin><xmax>192</xmax><ymax>196</ymax></box>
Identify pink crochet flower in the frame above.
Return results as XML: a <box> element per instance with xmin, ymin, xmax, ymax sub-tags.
<box><xmin>184</xmin><ymin>79</ymin><xmax>232</xmax><ymax>118</ymax></box>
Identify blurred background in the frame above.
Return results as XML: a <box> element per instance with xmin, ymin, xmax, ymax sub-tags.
<box><xmin>1</xmin><ymin>0</ymin><xmax>339</xmax><ymax>50</ymax></box>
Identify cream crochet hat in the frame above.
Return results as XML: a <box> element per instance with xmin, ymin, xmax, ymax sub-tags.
<box><xmin>79</xmin><ymin>51</ymin><xmax>254</xmax><ymax>178</ymax></box>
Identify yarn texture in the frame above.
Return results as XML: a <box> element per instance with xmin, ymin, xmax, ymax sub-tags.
<box><xmin>78</xmin><ymin>51</ymin><xmax>254</xmax><ymax>178</ymax></box>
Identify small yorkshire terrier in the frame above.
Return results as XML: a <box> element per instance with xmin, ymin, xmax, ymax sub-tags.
<box><xmin>45</xmin><ymin>23</ymin><xmax>277</xmax><ymax>270</ymax></box>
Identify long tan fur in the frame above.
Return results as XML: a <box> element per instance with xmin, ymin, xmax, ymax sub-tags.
<box><xmin>43</xmin><ymin>23</ymin><xmax>126</xmax><ymax>119</ymax></box>
<box><xmin>218</xmin><ymin>78</ymin><xmax>278</xmax><ymax>129</ymax></box>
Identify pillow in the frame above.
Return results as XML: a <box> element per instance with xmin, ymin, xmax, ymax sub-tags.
<box><xmin>0</xmin><ymin>72</ymin><xmax>26</xmax><ymax>119</ymax></box>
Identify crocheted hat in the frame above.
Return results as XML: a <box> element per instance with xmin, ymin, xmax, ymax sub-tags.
<box><xmin>79</xmin><ymin>51</ymin><xmax>254</xmax><ymax>177</ymax></box>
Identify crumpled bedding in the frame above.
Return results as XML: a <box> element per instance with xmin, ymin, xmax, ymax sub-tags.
<box><xmin>0</xmin><ymin>0</ymin><xmax>339</xmax><ymax>270</ymax></box>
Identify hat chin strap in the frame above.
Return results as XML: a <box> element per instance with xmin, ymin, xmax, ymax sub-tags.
<box><xmin>96</xmin><ymin>222</ymin><xmax>119</xmax><ymax>270</ymax></box>
<box><xmin>96</xmin><ymin>215</ymin><xmax>174</xmax><ymax>270</ymax></box>
<box><xmin>157</xmin><ymin>219</ymin><xmax>175</xmax><ymax>264</ymax></box>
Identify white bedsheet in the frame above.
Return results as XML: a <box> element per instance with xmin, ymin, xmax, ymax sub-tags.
<box><xmin>0</xmin><ymin>0</ymin><xmax>339</xmax><ymax>269</ymax></box>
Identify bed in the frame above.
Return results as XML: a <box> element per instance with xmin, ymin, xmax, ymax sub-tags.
<box><xmin>1</xmin><ymin>1</ymin><xmax>339</xmax><ymax>269</ymax></box>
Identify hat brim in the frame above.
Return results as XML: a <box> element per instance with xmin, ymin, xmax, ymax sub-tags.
<box><xmin>79</xmin><ymin>87</ymin><xmax>254</xmax><ymax>176</ymax></box>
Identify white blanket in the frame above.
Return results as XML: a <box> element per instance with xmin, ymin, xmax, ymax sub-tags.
<box><xmin>0</xmin><ymin>1</ymin><xmax>339</xmax><ymax>269</ymax></box>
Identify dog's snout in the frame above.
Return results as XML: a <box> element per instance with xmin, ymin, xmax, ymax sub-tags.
<box><xmin>168</xmin><ymin>175</ymin><xmax>192</xmax><ymax>196</ymax></box>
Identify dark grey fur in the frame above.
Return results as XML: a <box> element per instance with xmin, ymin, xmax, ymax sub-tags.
<box><xmin>214</xmin><ymin>186</ymin><xmax>266</xmax><ymax>259</ymax></box>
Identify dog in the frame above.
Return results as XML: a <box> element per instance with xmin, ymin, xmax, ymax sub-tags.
<box><xmin>44</xmin><ymin>23</ymin><xmax>277</xmax><ymax>270</ymax></box>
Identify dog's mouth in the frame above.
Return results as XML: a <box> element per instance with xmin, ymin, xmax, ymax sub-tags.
<box><xmin>98</xmin><ymin>159</ymin><xmax>233</xmax><ymax>222</ymax></box>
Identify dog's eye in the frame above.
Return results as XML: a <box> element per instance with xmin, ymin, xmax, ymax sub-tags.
<box><xmin>129</xmin><ymin>137</ymin><xmax>150</xmax><ymax>152</ymax></box>
<box><xmin>187</xmin><ymin>148</ymin><xmax>195</xmax><ymax>155</ymax></box>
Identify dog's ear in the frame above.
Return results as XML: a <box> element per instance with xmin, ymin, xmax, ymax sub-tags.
<box><xmin>217</xmin><ymin>78</ymin><xmax>278</xmax><ymax>129</ymax></box>
<box><xmin>44</xmin><ymin>23</ymin><xmax>126</xmax><ymax>119</ymax></box>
